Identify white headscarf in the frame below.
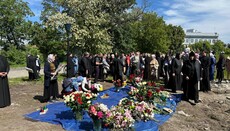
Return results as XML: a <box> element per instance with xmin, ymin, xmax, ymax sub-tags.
<box><xmin>210</xmin><ymin>53</ymin><xmax>214</xmax><ymax>58</ymax></box>
<box><xmin>47</xmin><ymin>54</ymin><xmax>54</xmax><ymax>63</ymax></box>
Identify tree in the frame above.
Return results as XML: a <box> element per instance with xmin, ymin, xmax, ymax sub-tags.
<box><xmin>0</xmin><ymin>0</ymin><xmax>34</xmax><ymax>49</ymax></box>
<box><xmin>132</xmin><ymin>13</ymin><xmax>169</xmax><ymax>53</ymax></box>
<box><xmin>167</xmin><ymin>24</ymin><xmax>185</xmax><ymax>53</ymax></box>
<box><xmin>30</xmin><ymin>22</ymin><xmax>66</xmax><ymax>61</ymax></box>
<box><xmin>212</xmin><ymin>40</ymin><xmax>225</xmax><ymax>54</ymax></box>
<box><xmin>43</xmin><ymin>0</ymin><xmax>140</xmax><ymax>54</ymax></box>
<box><xmin>189</xmin><ymin>41</ymin><xmax>211</xmax><ymax>53</ymax></box>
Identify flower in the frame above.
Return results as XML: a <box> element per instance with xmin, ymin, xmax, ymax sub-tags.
<box><xmin>63</xmin><ymin>91</ymin><xmax>98</xmax><ymax>120</ymax></box>
<box><xmin>88</xmin><ymin>103</ymin><xmax>108</xmax><ymax>120</ymax></box>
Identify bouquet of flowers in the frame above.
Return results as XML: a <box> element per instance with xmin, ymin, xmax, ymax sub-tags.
<box><xmin>105</xmin><ymin>106</ymin><xmax>135</xmax><ymax>130</ymax></box>
<box><xmin>88</xmin><ymin>103</ymin><xmax>109</xmax><ymax>131</ymax></box>
<box><xmin>129</xmin><ymin>74</ymin><xmax>143</xmax><ymax>87</ymax></box>
<box><xmin>91</xmin><ymin>83</ymin><xmax>103</xmax><ymax>93</ymax></box>
<box><xmin>119</xmin><ymin>98</ymin><xmax>155</xmax><ymax>121</ymax></box>
<box><xmin>63</xmin><ymin>91</ymin><xmax>98</xmax><ymax>120</ymax></box>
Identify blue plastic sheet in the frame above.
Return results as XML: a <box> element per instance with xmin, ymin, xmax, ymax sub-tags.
<box><xmin>25</xmin><ymin>87</ymin><xmax>182</xmax><ymax>131</ymax></box>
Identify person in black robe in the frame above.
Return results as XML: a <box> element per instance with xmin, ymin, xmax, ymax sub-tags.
<box><xmin>143</xmin><ymin>54</ymin><xmax>152</xmax><ymax>81</ymax></box>
<box><xmin>109</xmin><ymin>54</ymin><xmax>116</xmax><ymax>81</ymax></box>
<box><xmin>182</xmin><ymin>52</ymin><xmax>201</xmax><ymax>103</ymax></box>
<box><xmin>163</xmin><ymin>54</ymin><xmax>170</xmax><ymax>89</ymax></box>
<box><xmin>79</xmin><ymin>52</ymin><xmax>90</xmax><ymax>77</ymax></box>
<box><xmin>43</xmin><ymin>54</ymin><xmax>59</xmax><ymax>102</ymax></box>
<box><xmin>0</xmin><ymin>55</ymin><xmax>11</xmax><ymax>107</ymax></box>
<box><xmin>94</xmin><ymin>54</ymin><xmax>103</xmax><ymax>83</ymax></box>
<box><xmin>156</xmin><ymin>52</ymin><xmax>162</xmax><ymax>79</ymax></box>
<box><xmin>216</xmin><ymin>53</ymin><xmax>225</xmax><ymax>84</ymax></box>
<box><xmin>27</xmin><ymin>55</ymin><xmax>38</xmax><ymax>80</ymax></box>
<box><xmin>114</xmin><ymin>55</ymin><xmax>124</xmax><ymax>82</ymax></box>
<box><xmin>200</xmin><ymin>51</ymin><xmax>211</xmax><ymax>92</ymax></box>
<box><xmin>171</xmin><ymin>53</ymin><xmax>183</xmax><ymax>93</ymax></box>
<box><xmin>67</xmin><ymin>54</ymin><xmax>75</xmax><ymax>78</ymax></box>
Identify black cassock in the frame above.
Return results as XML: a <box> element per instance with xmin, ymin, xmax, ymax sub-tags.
<box><xmin>27</xmin><ymin>55</ymin><xmax>38</xmax><ymax>80</ymax></box>
<box><xmin>200</xmin><ymin>56</ymin><xmax>210</xmax><ymax>91</ymax></box>
<box><xmin>143</xmin><ymin>56</ymin><xmax>152</xmax><ymax>81</ymax></box>
<box><xmin>0</xmin><ymin>55</ymin><xmax>11</xmax><ymax>107</ymax></box>
<box><xmin>182</xmin><ymin>60</ymin><xmax>201</xmax><ymax>102</ymax></box>
<box><xmin>171</xmin><ymin>58</ymin><xmax>183</xmax><ymax>92</ymax></box>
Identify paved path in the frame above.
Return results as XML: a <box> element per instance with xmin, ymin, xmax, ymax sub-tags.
<box><xmin>8</xmin><ymin>68</ymin><xmax>44</xmax><ymax>78</ymax></box>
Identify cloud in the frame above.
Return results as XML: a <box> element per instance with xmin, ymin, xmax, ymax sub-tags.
<box><xmin>155</xmin><ymin>0</ymin><xmax>230</xmax><ymax>43</ymax></box>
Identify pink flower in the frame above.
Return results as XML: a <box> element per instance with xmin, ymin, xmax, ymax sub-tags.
<box><xmin>106</xmin><ymin>112</ymin><xmax>112</xmax><ymax>118</ymax></box>
<box><xmin>90</xmin><ymin>106</ymin><xmax>97</xmax><ymax>115</ymax></box>
<box><xmin>97</xmin><ymin>111</ymin><xmax>103</xmax><ymax>119</ymax></box>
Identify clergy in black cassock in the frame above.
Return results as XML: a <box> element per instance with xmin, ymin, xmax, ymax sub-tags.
<box><xmin>182</xmin><ymin>52</ymin><xmax>202</xmax><ymax>103</ymax></box>
<box><xmin>143</xmin><ymin>54</ymin><xmax>152</xmax><ymax>81</ymax></box>
<box><xmin>0</xmin><ymin>55</ymin><xmax>11</xmax><ymax>108</ymax></box>
<box><xmin>200</xmin><ymin>51</ymin><xmax>210</xmax><ymax>92</ymax></box>
<box><xmin>171</xmin><ymin>53</ymin><xmax>183</xmax><ymax>92</ymax></box>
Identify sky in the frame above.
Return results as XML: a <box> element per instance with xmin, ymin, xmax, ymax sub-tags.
<box><xmin>24</xmin><ymin>0</ymin><xmax>230</xmax><ymax>43</ymax></box>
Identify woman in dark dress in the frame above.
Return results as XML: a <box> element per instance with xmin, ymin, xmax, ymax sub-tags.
<box><xmin>0</xmin><ymin>55</ymin><xmax>11</xmax><ymax>107</ymax></box>
<box><xmin>43</xmin><ymin>54</ymin><xmax>59</xmax><ymax>102</ymax></box>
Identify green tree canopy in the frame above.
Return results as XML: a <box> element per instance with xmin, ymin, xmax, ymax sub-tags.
<box><xmin>0</xmin><ymin>0</ymin><xmax>34</xmax><ymax>49</ymax></box>
<box><xmin>132</xmin><ymin>13</ymin><xmax>169</xmax><ymax>53</ymax></box>
<box><xmin>167</xmin><ymin>24</ymin><xmax>185</xmax><ymax>53</ymax></box>
<box><xmin>189</xmin><ymin>41</ymin><xmax>211</xmax><ymax>53</ymax></box>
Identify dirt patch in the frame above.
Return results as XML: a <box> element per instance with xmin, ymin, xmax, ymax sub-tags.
<box><xmin>0</xmin><ymin>81</ymin><xmax>229</xmax><ymax>131</ymax></box>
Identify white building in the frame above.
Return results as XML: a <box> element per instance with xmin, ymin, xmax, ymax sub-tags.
<box><xmin>183</xmin><ymin>29</ymin><xmax>219</xmax><ymax>45</ymax></box>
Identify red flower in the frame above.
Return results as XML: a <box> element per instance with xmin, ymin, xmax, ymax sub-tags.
<box><xmin>147</xmin><ymin>82</ymin><xmax>152</xmax><ymax>86</ymax></box>
<box><xmin>129</xmin><ymin>74</ymin><xmax>135</xmax><ymax>80</ymax></box>
<box><xmin>77</xmin><ymin>97</ymin><xmax>83</xmax><ymax>105</ymax></box>
<box><xmin>147</xmin><ymin>90</ymin><xmax>152</xmax><ymax>98</ymax></box>
<box><xmin>156</xmin><ymin>88</ymin><xmax>160</xmax><ymax>93</ymax></box>
<box><xmin>160</xmin><ymin>86</ymin><xmax>165</xmax><ymax>91</ymax></box>
<box><xmin>74</xmin><ymin>93</ymin><xmax>81</xmax><ymax>100</ymax></box>
<box><xmin>152</xmin><ymin>82</ymin><xmax>156</xmax><ymax>87</ymax></box>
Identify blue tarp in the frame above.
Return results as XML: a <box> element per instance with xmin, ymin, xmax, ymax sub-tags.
<box><xmin>25</xmin><ymin>87</ymin><xmax>182</xmax><ymax>131</ymax></box>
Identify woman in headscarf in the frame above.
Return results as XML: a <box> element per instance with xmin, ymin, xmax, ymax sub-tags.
<box><xmin>150</xmin><ymin>54</ymin><xmax>159</xmax><ymax>81</ymax></box>
<box><xmin>182</xmin><ymin>51</ymin><xmax>201</xmax><ymax>104</ymax></box>
<box><xmin>43</xmin><ymin>54</ymin><xmax>59</xmax><ymax>102</ymax></box>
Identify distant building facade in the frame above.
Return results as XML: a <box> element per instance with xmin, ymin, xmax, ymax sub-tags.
<box><xmin>183</xmin><ymin>29</ymin><xmax>219</xmax><ymax>45</ymax></box>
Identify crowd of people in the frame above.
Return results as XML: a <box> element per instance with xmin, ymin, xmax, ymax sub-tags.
<box><xmin>64</xmin><ymin>48</ymin><xmax>230</xmax><ymax>104</ymax></box>
<box><xmin>26</xmin><ymin>54</ymin><xmax>41</xmax><ymax>80</ymax></box>
<box><xmin>1</xmin><ymin>47</ymin><xmax>230</xmax><ymax>106</ymax></box>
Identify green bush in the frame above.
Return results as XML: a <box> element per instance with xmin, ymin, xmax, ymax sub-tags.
<box><xmin>0</xmin><ymin>44</ymin><xmax>43</xmax><ymax>66</ymax></box>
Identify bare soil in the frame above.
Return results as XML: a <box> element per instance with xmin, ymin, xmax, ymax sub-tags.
<box><xmin>0</xmin><ymin>80</ymin><xmax>229</xmax><ymax>131</ymax></box>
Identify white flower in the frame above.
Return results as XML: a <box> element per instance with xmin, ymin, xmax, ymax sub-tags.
<box><xmin>64</xmin><ymin>95</ymin><xmax>70</xmax><ymax>103</ymax></box>
<box><xmin>87</xmin><ymin>100</ymin><xmax>91</xmax><ymax>104</ymax></box>
<box><xmin>99</xmin><ymin>103</ymin><xmax>108</xmax><ymax>112</ymax></box>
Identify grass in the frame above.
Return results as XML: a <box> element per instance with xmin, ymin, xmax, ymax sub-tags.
<box><xmin>8</xmin><ymin>73</ymin><xmax>66</xmax><ymax>87</ymax></box>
